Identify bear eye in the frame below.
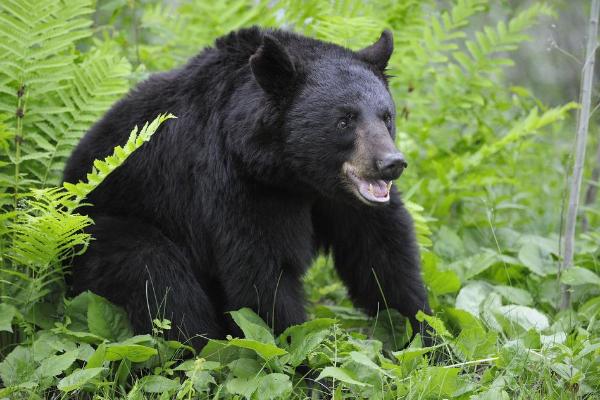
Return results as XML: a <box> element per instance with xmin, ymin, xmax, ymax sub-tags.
<box><xmin>337</xmin><ymin>113</ymin><xmax>355</xmax><ymax>130</ymax></box>
<box><xmin>384</xmin><ymin>113</ymin><xmax>393</xmax><ymax>127</ymax></box>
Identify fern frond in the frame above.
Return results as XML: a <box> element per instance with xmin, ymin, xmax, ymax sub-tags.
<box><xmin>62</xmin><ymin>113</ymin><xmax>175</xmax><ymax>210</ymax></box>
<box><xmin>391</xmin><ymin>0</ymin><xmax>487</xmax><ymax>76</ymax></box>
<box><xmin>34</xmin><ymin>48</ymin><xmax>131</xmax><ymax>186</ymax></box>
<box><xmin>0</xmin><ymin>0</ymin><xmax>131</xmax><ymax>192</ymax></box>
<box><xmin>451</xmin><ymin>102</ymin><xmax>578</xmax><ymax>178</ymax></box>
<box><xmin>3</xmin><ymin>114</ymin><xmax>172</xmax><ymax>312</ymax></box>
<box><xmin>454</xmin><ymin>3</ymin><xmax>556</xmax><ymax>77</ymax></box>
<box><xmin>9</xmin><ymin>188</ymin><xmax>90</xmax><ymax>269</ymax></box>
<box><xmin>140</xmin><ymin>0</ymin><xmax>278</xmax><ymax>70</ymax></box>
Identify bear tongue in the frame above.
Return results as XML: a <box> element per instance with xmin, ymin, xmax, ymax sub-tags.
<box><xmin>357</xmin><ymin>179</ymin><xmax>390</xmax><ymax>203</ymax></box>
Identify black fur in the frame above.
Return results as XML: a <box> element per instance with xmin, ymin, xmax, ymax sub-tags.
<box><xmin>63</xmin><ymin>27</ymin><xmax>431</xmax><ymax>348</ymax></box>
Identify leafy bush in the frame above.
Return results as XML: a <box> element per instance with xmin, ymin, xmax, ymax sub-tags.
<box><xmin>0</xmin><ymin>0</ymin><xmax>599</xmax><ymax>399</ymax></box>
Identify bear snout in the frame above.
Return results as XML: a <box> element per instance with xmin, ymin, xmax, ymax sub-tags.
<box><xmin>376</xmin><ymin>152</ymin><xmax>407</xmax><ymax>181</ymax></box>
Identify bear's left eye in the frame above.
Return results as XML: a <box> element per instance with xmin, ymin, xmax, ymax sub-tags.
<box><xmin>384</xmin><ymin>113</ymin><xmax>393</xmax><ymax>127</ymax></box>
<box><xmin>337</xmin><ymin>113</ymin><xmax>355</xmax><ymax>130</ymax></box>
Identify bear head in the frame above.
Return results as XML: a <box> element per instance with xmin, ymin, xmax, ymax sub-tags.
<box><xmin>250</xmin><ymin>30</ymin><xmax>406</xmax><ymax>206</ymax></box>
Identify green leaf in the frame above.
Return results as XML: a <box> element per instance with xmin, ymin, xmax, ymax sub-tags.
<box><xmin>422</xmin><ymin>254</ymin><xmax>461</xmax><ymax>295</ymax></box>
<box><xmin>496</xmin><ymin>305</ymin><xmax>549</xmax><ymax>332</ymax></box>
<box><xmin>451</xmin><ymin>250</ymin><xmax>499</xmax><ymax>280</ymax></box>
<box><xmin>493</xmin><ymin>285</ymin><xmax>533</xmax><ymax>306</ymax></box>
<box><xmin>254</xmin><ymin>373</ymin><xmax>293</xmax><ymax>399</ymax></box>
<box><xmin>105</xmin><ymin>344</ymin><xmax>158</xmax><ymax>363</ymax></box>
<box><xmin>446</xmin><ymin>308</ymin><xmax>486</xmax><ymax>331</ymax></box>
<box><xmin>87</xmin><ymin>293</ymin><xmax>133</xmax><ymax>341</ymax></box>
<box><xmin>455</xmin><ymin>327</ymin><xmax>498</xmax><ymax>359</ymax></box>
<box><xmin>348</xmin><ymin>351</ymin><xmax>392</xmax><ymax>377</ymax></box>
<box><xmin>230</xmin><ymin>308</ymin><xmax>275</xmax><ymax>343</ymax></box>
<box><xmin>36</xmin><ymin>350</ymin><xmax>78</xmax><ymax>378</ymax></box>
<box><xmin>228</xmin><ymin>338</ymin><xmax>287</xmax><ymax>361</ymax></box>
<box><xmin>455</xmin><ymin>281</ymin><xmax>491</xmax><ymax>317</ymax></box>
<box><xmin>412</xmin><ymin>367</ymin><xmax>460</xmax><ymax>398</ymax></box>
<box><xmin>416</xmin><ymin>311</ymin><xmax>453</xmax><ymax>338</ymax></box>
<box><xmin>560</xmin><ymin>267</ymin><xmax>600</xmax><ymax>286</ymax></box>
<box><xmin>433</xmin><ymin>226</ymin><xmax>465</xmax><ymax>259</ymax></box>
<box><xmin>86</xmin><ymin>343</ymin><xmax>106</xmax><ymax>369</ymax></box>
<box><xmin>65</xmin><ymin>291</ymin><xmax>93</xmax><ymax>332</ymax></box>
<box><xmin>518</xmin><ymin>242</ymin><xmax>552</xmax><ymax>276</ymax></box>
<box><xmin>0</xmin><ymin>303</ymin><xmax>17</xmax><ymax>332</ymax></box>
<box><xmin>189</xmin><ymin>370</ymin><xmax>215</xmax><ymax>392</ymax></box>
<box><xmin>57</xmin><ymin>368</ymin><xmax>105</xmax><ymax>392</ymax></box>
<box><xmin>199</xmin><ymin>339</ymin><xmax>241</xmax><ymax>365</ymax></box>
<box><xmin>139</xmin><ymin>375</ymin><xmax>180</xmax><ymax>393</ymax></box>
<box><xmin>278</xmin><ymin>318</ymin><xmax>335</xmax><ymax>367</ymax></box>
<box><xmin>579</xmin><ymin>296</ymin><xmax>600</xmax><ymax>320</ymax></box>
<box><xmin>393</xmin><ymin>346</ymin><xmax>434</xmax><ymax>364</ymax></box>
<box><xmin>316</xmin><ymin>366</ymin><xmax>370</xmax><ymax>387</ymax></box>
<box><xmin>0</xmin><ymin>346</ymin><xmax>35</xmax><ymax>387</ymax></box>
<box><xmin>227</xmin><ymin>358</ymin><xmax>262</xmax><ymax>379</ymax></box>
<box><xmin>226</xmin><ymin>376</ymin><xmax>261</xmax><ymax>398</ymax></box>
<box><xmin>54</xmin><ymin>327</ymin><xmax>105</xmax><ymax>344</ymax></box>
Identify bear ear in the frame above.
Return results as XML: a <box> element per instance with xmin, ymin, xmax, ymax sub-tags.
<box><xmin>357</xmin><ymin>30</ymin><xmax>393</xmax><ymax>71</ymax></box>
<box><xmin>250</xmin><ymin>35</ymin><xmax>296</xmax><ymax>96</ymax></box>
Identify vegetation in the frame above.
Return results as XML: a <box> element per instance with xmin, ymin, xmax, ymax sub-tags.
<box><xmin>0</xmin><ymin>0</ymin><xmax>598</xmax><ymax>398</ymax></box>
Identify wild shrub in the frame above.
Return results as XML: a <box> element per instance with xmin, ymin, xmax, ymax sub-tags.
<box><xmin>0</xmin><ymin>1</ymin><xmax>598</xmax><ymax>399</ymax></box>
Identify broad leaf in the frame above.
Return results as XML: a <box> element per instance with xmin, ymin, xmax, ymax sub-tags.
<box><xmin>104</xmin><ymin>344</ymin><xmax>158</xmax><ymax>363</ymax></box>
<box><xmin>87</xmin><ymin>293</ymin><xmax>132</xmax><ymax>341</ymax></box>
<box><xmin>228</xmin><ymin>338</ymin><xmax>287</xmax><ymax>360</ymax></box>
<box><xmin>560</xmin><ymin>267</ymin><xmax>600</xmax><ymax>286</ymax></box>
<box><xmin>139</xmin><ymin>375</ymin><xmax>180</xmax><ymax>393</ymax></box>
<box><xmin>255</xmin><ymin>373</ymin><xmax>292</xmax><ymax>399</ymax></box>
<box><xmin>0</xmin><ymin>303</ymin><xmax>17</xmax><ymax>332</ymax></box>
<box><xmin>36</xmin><ymin>350</ymin><xmax>78</xmax><ymax>378</ymax></box>
<box><xmin>57</xmin><ymin>368</ymin><xmax>105</xmax><ymax>392</ymax></box>
<box><xmin>316</xmin><ymin>366</ymin><xmax>370</xmax><ymax>387</ymax></box>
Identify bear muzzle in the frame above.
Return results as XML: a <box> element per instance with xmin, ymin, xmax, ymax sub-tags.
<box><xmin>343</xmin><ymin>163</ymin><xmax>393</xmax><ymax>204</ymax></box>
<box><xmin>376</xmin><ymin>152</ymin><xmax>407</xmax><ymax>181</ymax></box>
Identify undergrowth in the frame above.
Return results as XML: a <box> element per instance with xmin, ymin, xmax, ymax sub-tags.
<box><xmin>0</xmin><ymin>0</ymin><xmax>598</xmax><ymax>399</ymax></box>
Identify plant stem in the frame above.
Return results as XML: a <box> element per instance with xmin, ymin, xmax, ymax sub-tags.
<box><xmin>560</xmin><ymin>0</ymin><xmax>600</xmax><ymax>310</ymax></box>
<box><xmin>13</xmin><ymin>82</ymin><xmax>26</xmax><ymax>209</ymax></box>
<box><xmin>581</xmin><ymin>137</ymin><xmax>600</xmax><ymax>232</ymax></box>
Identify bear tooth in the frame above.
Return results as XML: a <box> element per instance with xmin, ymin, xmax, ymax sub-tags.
<box><xmin>368</xmin><ymin>183</ymin><xmax>373</xmax><ymax>194</ymax></box>
<box><xmin>387</xmin><ymin>181</ymin><xmax>392</xmax><ymax>191</ymax></box>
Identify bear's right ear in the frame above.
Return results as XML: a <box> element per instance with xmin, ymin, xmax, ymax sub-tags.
<box><xmin>357</xmin><ymin>30</ymin><xmax>393</xmax><ymax>71</ymax></box>
<box><xmin>250</xmin><ymin>35</ymin><xmax>296</xmax><ymax>96</ymax></box>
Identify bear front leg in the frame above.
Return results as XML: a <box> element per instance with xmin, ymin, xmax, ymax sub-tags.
<box><xmin>312</xmin><ymin>191</ymin><xmax>432</xmax><ymax>344</ymax></box>
<box><xmin>221</xmin><ymin>264</ymin><xmax>307</xmax><ymax>336</ymax></box>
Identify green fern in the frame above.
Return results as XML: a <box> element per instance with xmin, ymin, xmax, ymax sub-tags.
<box><xmin>1</xmin><ymin>113</ymin><xmax>172</xmax><ymax>316</ymax></box>
<box><xmin>63</xmin><ymin>113</ymin><xmax>175</xmax><ymax>211</ymax></box>
<box><xmin>455</xmin><ymin>4</ymin><xmax>555</xmax><ymax>78</ymax></box>
<box><xmin>452</xmin><ymin>102</ymin><xmax>578</xmax><ymax>178</ymax></box>
<box><xmin>140</xmin><ymin>0</ymin><xmax>279</xmax><ymax>70</ymax></box>
<box><xmin>390</xmin><ymin>0</ymin><xmax>488</xmax><ymax>79</ymax></box>
<box><xmin>3</xmin><ymin>188</ymin><xmax>91</xmax><ymax>309</ymax></box>
<box><xmin>0</xmin><ymin>0</ymin><xmax>131</xmax><ymax>195</ymax></box>
<box><xmin>36</xmin><ymin>47</ymin><xmax>132</xmax><ymax>187</ymax></box>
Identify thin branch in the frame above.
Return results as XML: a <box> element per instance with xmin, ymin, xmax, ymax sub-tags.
<box><xmin>560</xmin><ymin>0</ymin><xmax>600</xmax><ymax>310</ymax></box>
<box><xmin>552</xmin><ymin>41</ymin><xmax>583</xmax><ymax>65</ymax></box>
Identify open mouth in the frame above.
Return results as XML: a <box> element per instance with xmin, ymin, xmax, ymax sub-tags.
<box><xmin>345</xmin><ymin>166</ymin><xmax>392</xmax><ymax>204</ymax></box>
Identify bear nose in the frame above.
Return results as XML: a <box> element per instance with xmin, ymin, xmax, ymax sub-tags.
<box><xmin>376</xmin><ymin>153</ymin><xmax>407</xmax><ymax>180</ymax></box>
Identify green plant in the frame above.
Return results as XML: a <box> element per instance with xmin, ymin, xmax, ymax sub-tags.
<box><xmin>0</xmin><ymin>114</ymin><xmax>172</xmax><ymax>366</ymax></box>
<box><xmin>0</xmin><ymin>0</ymin><xmax>598</xmax><ymax>399</ymax></box>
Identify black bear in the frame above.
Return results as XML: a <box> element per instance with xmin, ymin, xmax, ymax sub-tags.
<box><xmin>63</xmin><ymin>27</ymin><xmax>431</xmax><ymax>348</ymax></box>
